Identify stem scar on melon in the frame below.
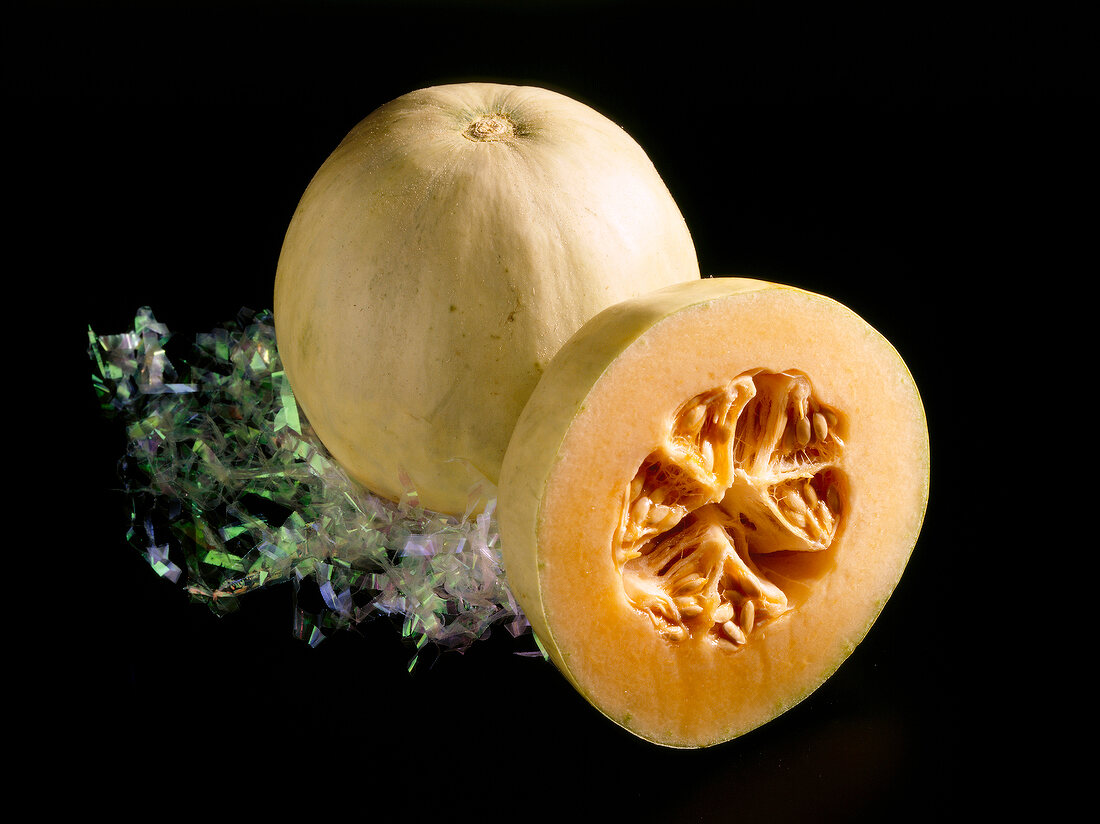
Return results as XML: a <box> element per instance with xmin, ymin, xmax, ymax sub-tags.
<box><xmin>498</xmin><ymin>276</ymin><xmax>929</xmax><ymax>748</ymax></box>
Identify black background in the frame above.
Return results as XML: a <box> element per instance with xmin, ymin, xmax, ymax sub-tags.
<box><xmin>14</xmin><ymin>0</ymin><xmax>1085</xmax><ymax>819</ymax></box>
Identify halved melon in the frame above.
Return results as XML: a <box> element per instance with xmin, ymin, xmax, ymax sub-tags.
<box><xmin>498</xmin><ymin>276</ymin><xmax>929</xmax><ymax>748</ymax></box>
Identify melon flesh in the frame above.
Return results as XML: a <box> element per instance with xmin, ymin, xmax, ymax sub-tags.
<box><xmin>498</xmin><ymin>277</ymin><xmax>929</xmax><ymax>748</ymax></box>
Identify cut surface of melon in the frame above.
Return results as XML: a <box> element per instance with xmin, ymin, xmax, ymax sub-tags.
<box><xmin>498</xmin><ymin>277</ymin><xmax>929</xmax><ymax>748</ymax></box>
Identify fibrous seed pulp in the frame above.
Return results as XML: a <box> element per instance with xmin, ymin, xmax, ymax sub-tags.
<box><xmin>614</xmin><ymin>370</ymin><xmax>847</xmax><ymax>647</ymax></box>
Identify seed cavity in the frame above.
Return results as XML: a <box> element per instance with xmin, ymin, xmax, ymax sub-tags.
<box><xmin>615</xmin><ymin>370</ymin><xmax>848</xmax><ymax>649</ymax></box>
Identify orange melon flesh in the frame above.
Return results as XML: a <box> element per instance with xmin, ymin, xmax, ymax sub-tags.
<box><xmin>498</xmin><ymin>277</ymin><xmax>929</xmax><ymax>748</ymax></box>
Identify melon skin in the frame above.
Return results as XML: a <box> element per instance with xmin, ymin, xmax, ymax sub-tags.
<box><xmin>273</xmin><ymin>83</ymin><xmax>700</xmax><ymax>517</ymax></box>
<box><xmin>498</xmin><ymin>276</ymin><xmax>929</xmax><ymax>748</ymax></box>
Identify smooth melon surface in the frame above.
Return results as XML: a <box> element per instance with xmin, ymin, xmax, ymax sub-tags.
<box><xmin>273</xmin><ymin>83</ymin><xmax>699</xmax><ymax>516</ymax></box>
<box><xmin>498</xmin><ymin>277</ymin><xmax>929</xmax><ymax>747</ymax></box>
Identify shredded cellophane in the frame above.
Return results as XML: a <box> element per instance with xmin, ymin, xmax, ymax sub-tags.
<box><xmin>89</xmin><ymin>307</ymin><xmax>536</xmax><ymax>668</ymax></box>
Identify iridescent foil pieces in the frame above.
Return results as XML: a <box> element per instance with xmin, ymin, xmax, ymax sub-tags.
<box><xmin>89</xmin><ymin>307</ymin><xmax>533</xmax><ymax>663</ymax></box>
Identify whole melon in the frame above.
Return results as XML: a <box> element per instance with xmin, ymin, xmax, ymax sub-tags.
<box><xmin>274</xmin><ymin>82</ymin><xmax>700</xmax><ymax>516</ymax></box>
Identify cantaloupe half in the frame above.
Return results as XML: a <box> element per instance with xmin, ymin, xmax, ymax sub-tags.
<box><xmin>498</xmin><ymin>276</ymin><xmax>929</xmax><ymax>748</ymax></box>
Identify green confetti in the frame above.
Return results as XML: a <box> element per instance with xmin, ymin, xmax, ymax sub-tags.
<box><xmin>201</xmin><ymin>549</ymin><xmax>247</xmax><ymax>571</ymax></box>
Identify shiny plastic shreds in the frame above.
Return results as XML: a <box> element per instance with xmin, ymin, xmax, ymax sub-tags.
<box><xmin>89</xmin><ymin>307</ymin><xmax>534</xmax><ymax>664</ymax></box>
